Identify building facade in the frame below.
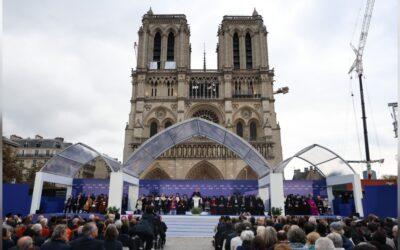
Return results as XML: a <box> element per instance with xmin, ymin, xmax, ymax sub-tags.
<box><xmin>123</xmin><ymin>9</ymin><xmax>283</xmax><ymax>180</ymax></box>
<box><xmin>10</xmin><ymin>135</ymin><xmax>73</xmax><ymax>181</ymax></box>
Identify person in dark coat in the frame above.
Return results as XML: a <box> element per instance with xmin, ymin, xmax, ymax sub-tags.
<box><xmin>69</xmin><ymin>222</ymin><xmax>105</xmax><ymax>250</ymax></box>
<box><xmin>3</xmin><ymin>227</ymin><xmax>15</xmax><ymax>250</ymax></box>
<box><xmin>118</xmin><ymin>224</ymin><xmax>137</xmax><ymax>250</ymax></box>
<box><xmin>40</xmin><ymin>224</ymin><xmax>71</xmax><ymax>250</ymax></box>
<box><xmin>103</xmin><ymin>224</ymin><xmax>123</xmax><ymax>250</ymax></box>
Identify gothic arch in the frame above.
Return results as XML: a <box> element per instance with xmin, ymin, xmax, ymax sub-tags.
<box><xmin>142</xmin><ymin>167</ymin><xmax>171</xmax><ymax>180</ymax></box>
<box><xmin>149</xmin><ymin>27</ymin><xmax>164</xmax><ymax>37</ymax></box>
<box><xmin>232</xmin><ymin>106</ymin><xmax>262</xmax><ymax>125</ymax></box>
<box><xmin>144</xmin><ymin>106</ymin><xmax>177</xmax><ymax>126</ymax></box>
<box><xmin>236</xmin><ymin>166</ymin><xmax>258</xmax><ymax>180</ymax></box>
<box><xmin>122</xmin><ymin>118</ymin><xmax>271</xmax><ymax>178</ymax></box>
<box><xmin>243</xmin><ymin>28</ymin><xmax>256</xmax><ymax>37</ymax></box>
<box><xmin>234</xmin><ymin>118</ymin><xmax>246</xmax><ymax>137</ymax></box>
<box><xmin>162</xmin><ymin>118</ymin><xmax>175</xmax><ymax>129</ymax></box>
<box><xmin>186</xmin><ymin>103</ymin><xmax>225</xmax><ymax>125</ymax></box>
<box><xmin>164</xmin><ymin>26</ymin><xmax>179</xmax><ymax>36</ymax></box>
<box><xmin>185</xmin><ymin>161</ymin><xmax>223</xmax><ymax>180</ymax></box>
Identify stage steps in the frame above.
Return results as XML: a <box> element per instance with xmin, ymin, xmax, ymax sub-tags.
<box><xmin>161</xmin><ymin>215</ymin><xmax>220</xmax><ymax>237</ymax></box>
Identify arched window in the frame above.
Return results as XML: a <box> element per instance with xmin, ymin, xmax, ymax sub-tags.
<box><xmin>192</xmin><ymin>110</ymin><xmax>219</xmax><ymax>124</ymax></box>
<box><xmin>167</xmin><ymin>81</ymin><xmax>173</xmax><ymax>96</ymax></box>
<box><xmin>233</xmin><ymin>33</ymin><xmax>240</xmax><ymax>69</ymax></box>
<box><xmin>153</xmin><ymin>32</ymin><xmax>161</xmax><ymax>68</ymax></box>
<box><xmin>150</xmin><ymin>121</ymin><xmax>158</xmax><ymax>137</ymax></box>
<box><xmin>164</xmin><ymin>121</ymin><xmax>172</xmax><ymax>128</ymax></box>
<box><xmin>151</xmin><ymin>81</ymin><xmax>157</xmax><ymax>97</ymax></box>
<box><xmin>250</xmin><ymin>121</ymin><xmax>257</xmax><ymax>140</ymax></box>
<box><xmin>167</xmin><ymin>32</ymin><xmax>175</xmax><ymax>61</ymax></box>
<box><xmin>245</xmin><ymin>33</ymin><xmax>252</xmax><ymax>69</ymax></box>
<box><xmin>236</xmin><ymin>121</ymin><xmax>244</xmax><ymax>137</ymax></box>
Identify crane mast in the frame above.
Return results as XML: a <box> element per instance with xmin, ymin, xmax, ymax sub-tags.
<box><xmin>348</xmin><ymin>0</ymin><xmax>375</xmax><ymax>179</ymax></box>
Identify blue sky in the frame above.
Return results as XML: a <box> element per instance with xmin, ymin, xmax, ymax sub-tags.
<box><xmin>3</xmin><ymin>0</ymin><xmax>398</xmax><ymax>177</ymax></box>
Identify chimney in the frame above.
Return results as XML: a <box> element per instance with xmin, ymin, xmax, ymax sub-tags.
<box><xmin>35</xmin><ymin>135</ymin><xmax>43</xmax><ymax>139</ymax></box>
<box><xmin>10</xmin><ymin>134</ymin><xmax>22</xmax><ymax>140</ymax></box>
<box><xmin>54</xmin><ymin>137</ymin><xmax>64</xmax><ymax>142</ymax></box>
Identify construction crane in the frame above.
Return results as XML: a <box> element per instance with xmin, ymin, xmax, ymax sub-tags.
<box><xmin>348</xmin><ymin>0</ymin><xmax>375</xmax><ymax>179</ymax></box>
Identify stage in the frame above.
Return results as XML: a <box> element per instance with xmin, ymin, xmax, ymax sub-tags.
<box><xmin>33</xmin><ymin>213</ymin><xmax>340</xmax><ymax>237</ymax></box>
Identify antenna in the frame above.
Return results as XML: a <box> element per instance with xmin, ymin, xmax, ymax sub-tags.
<box><xmin>203</xmin><ymin>43</ymin><xmax>206</xmax><ymax>71</ymax></box>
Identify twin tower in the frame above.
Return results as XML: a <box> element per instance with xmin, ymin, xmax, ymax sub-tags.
<box><xmin>123</xmin><ymin>9</ymin><xmax>283</xmax><ymax>180</ymax></box>
<box><xmin>136</xmin><ymin>8</ymin><xmax>270</xmax><ymax>71</ymax></box>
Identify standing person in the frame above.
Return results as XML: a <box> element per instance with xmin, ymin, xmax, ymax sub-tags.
<box><xmin>307</xmin><ymin>195</ymin><xmax>319</xmax><ymax>216</ymax></box>
<box><xmin>217</xmin><ymin>196</ymin><xmax>226</xmax><ymax>215</ymax></box>
<box><xmin>192</xmin><ymin>187</ymin><xmax>202</xmax><ymax>198</ymax></box>
<box><xmin>64</xmin><ymin>196</ymin><xmax>73</xmax><ymax>214</ymax></box>
<box><xmin>169</xmin><ymin>196</ymin><xmax>177</xmax><ymax>215</ymax></box>
<box><xmin>192</xmin><ymin>193</ymin><xmax>202</xmax><ymax>210</ymax></box>
<box><xmin>83</xmin><ymin>195</ymin><xmax>93</xmax><ymax>214</ymax></box>
<box><xmin>211</xmin><ymin>196</ymin><xmax>218</xmax><ymax>215</ymax></box>
<box><xmin>315</xmin><ymin>196</ymin><xmax>325</xmax><ymax>215</ymax></box>
<box><xmin>256</xmin><ymin>197</ymin><xmax>265</xmax><ymax>215</ymax></box>
<box><xmin>40</xmin><ymin>225</ymin><xmax>71</xmax><ymax>250</ymax></box>
<box><xmin>232</xmin><ymin>194</ymin><xmax>240</xmax><ymax>215</ymax></box>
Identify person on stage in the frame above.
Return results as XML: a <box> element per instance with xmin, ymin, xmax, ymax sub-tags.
<box><xmin>256</xmin><ymin>196</ymin><xmax>265</xmax><ymax>215</ymax></box>
<box><xmin>169</xmin><ymin>196</ymin><xmax>177</xmax><ymax>215</ymax></box>
<box><xmin>217</xmin><ymin>195</ymin><xmax>226</xmax><ymax>215</ymax></box>
<box><xmin>307</xmin><ymin>195</ymin><xmax>319</xmax><ymax>215</ymax></box>
<box><xmin>210</xmin><ymin>196</ymin><xmax>217</xmax><ymax>215</ymax></box>
<box><xmin>64</xmin><ymin>195</ymin><xmax>73</xmax><ymax>213</ymax></box>
<box><xmin>232</xmin><ymin>194</ymin><xmax>240</xmax><ymax>215</ymax></box>
<box><xmin>192</xmin><ymin>192</ymin><xmax>202</xmax><ymax>210</ymax></box>
<box><xmin>315</xmin><ymin>195</ymin><xmax>325</xmax><ymax>215</ymax></box>
<box><xmin>191</xmin><ymin>187</ymin><xmax>202</xmax><ymax>198</ymax></box>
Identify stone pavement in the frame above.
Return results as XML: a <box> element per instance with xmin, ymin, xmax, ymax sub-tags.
<box><xmin>163</xmin><ymin>237</ymin><xmax>214</xmax><ymax>250</ymax></box>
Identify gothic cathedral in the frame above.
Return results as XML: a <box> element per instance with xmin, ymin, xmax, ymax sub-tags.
<box><xmin>123</xmin><ymin>9</ymin><xmax>283</xmax><ymax>180</ymax></box>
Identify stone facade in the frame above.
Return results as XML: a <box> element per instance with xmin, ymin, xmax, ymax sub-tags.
<box><xmin>123</xmin><ymin>9</ymin><xmax>283</xmax><ymax>180</ymax></box>
<box><xmin>10</xmin><ymin>134</ymin><xmax>73</xmax><ymax>181</ymax></box>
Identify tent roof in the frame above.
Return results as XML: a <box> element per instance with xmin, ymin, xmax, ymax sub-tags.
<box><xmin>40</xmin><ymin>143</ymin><xmax>121</xmax><ymax>178</ymax></box>
<box><xmin>274</xmin><ymin>144</ymin><xmax>356</xmax><ymax>177</ymax></box>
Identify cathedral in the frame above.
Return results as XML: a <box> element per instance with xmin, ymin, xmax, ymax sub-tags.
<box><xmin>123</xmin><ymin>9</ymin><xmax>283</xmax><ymax>180</ymax></box>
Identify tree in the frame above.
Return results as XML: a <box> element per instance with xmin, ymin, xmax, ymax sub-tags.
<box><xmin>382</xmin><ymin>175</ymin><xmax>397</xmax><ymax>180</ymax></box>
<box><xmin>3</xmin><ymin>146</ymin><xmax>24</xmax><ymax>183</ymax></box>
<box><xmin>25</xmin><ymin>161</ymin><xmax>44</xmax><ymax>184</ymax></box>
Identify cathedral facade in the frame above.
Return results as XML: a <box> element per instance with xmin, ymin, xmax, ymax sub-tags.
<box><xmin>123</xmin><ymin>9</ymin><xmax>283</xmax><ymax>180</ymax></box>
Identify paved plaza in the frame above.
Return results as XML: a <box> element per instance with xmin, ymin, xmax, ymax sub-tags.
<box><xmin>164</xmin><ymin>237</ymin><xmax>214</xmax><ymax>250</ymax></box>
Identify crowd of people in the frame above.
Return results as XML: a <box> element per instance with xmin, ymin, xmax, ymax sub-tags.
<box><xmin>3</xmin><ymin>205</ymin><xmax>167</xmax><ymax>250</ymax></box>
<box><xmin>213</xmin><ymin>214</ymin><xmax>398</xmax><ymax>250</ymax></box>
<box><xmin>63</xmin><ymin>193</ymin><xmax>111</xmax><ymax>214</ymax></box>
<box><xmin>64</xmin><ymin>190</ymin><xmax>331</xmax><ymax>217</ymax></box>
<box><xmin>284</xmin><ymin>195</ymin><xmax>329</xmax><ymax>216</ymax></box>
<box><xmin>135</xmin><ymin>191</ymin><xmax>266</xmax><ymax>216</ymax></box>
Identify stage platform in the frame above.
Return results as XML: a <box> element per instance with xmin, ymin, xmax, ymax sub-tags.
<box><xmin>34</xmin><ymin>213</ymin><xmax>340</xmax><ymax>237</ymax></box>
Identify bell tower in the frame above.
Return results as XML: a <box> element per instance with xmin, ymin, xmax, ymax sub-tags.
<box><xmin>217</xmin><ymin>8</ymin><xmax>269</xmax><ymax>70</ymax></box>
<box><xmin>136</xmin><ymin>8</ymin><xmax>191</xmax><ymax>71</ymax></box>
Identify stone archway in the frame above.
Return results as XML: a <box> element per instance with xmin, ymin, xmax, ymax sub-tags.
<box><xmin>142</xmin><ymin>167</ymin><xmax>171</xmax><ymax>180</ymax></box>
<box><xmin>236</xmin><ymin>166</ymin><xmax>258</xmax><ymax>180</ymax></box>
<box><xmin>185</xmin><ymin>161</ymin><xmax>223</xmax><ymax>180</ymax></box>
